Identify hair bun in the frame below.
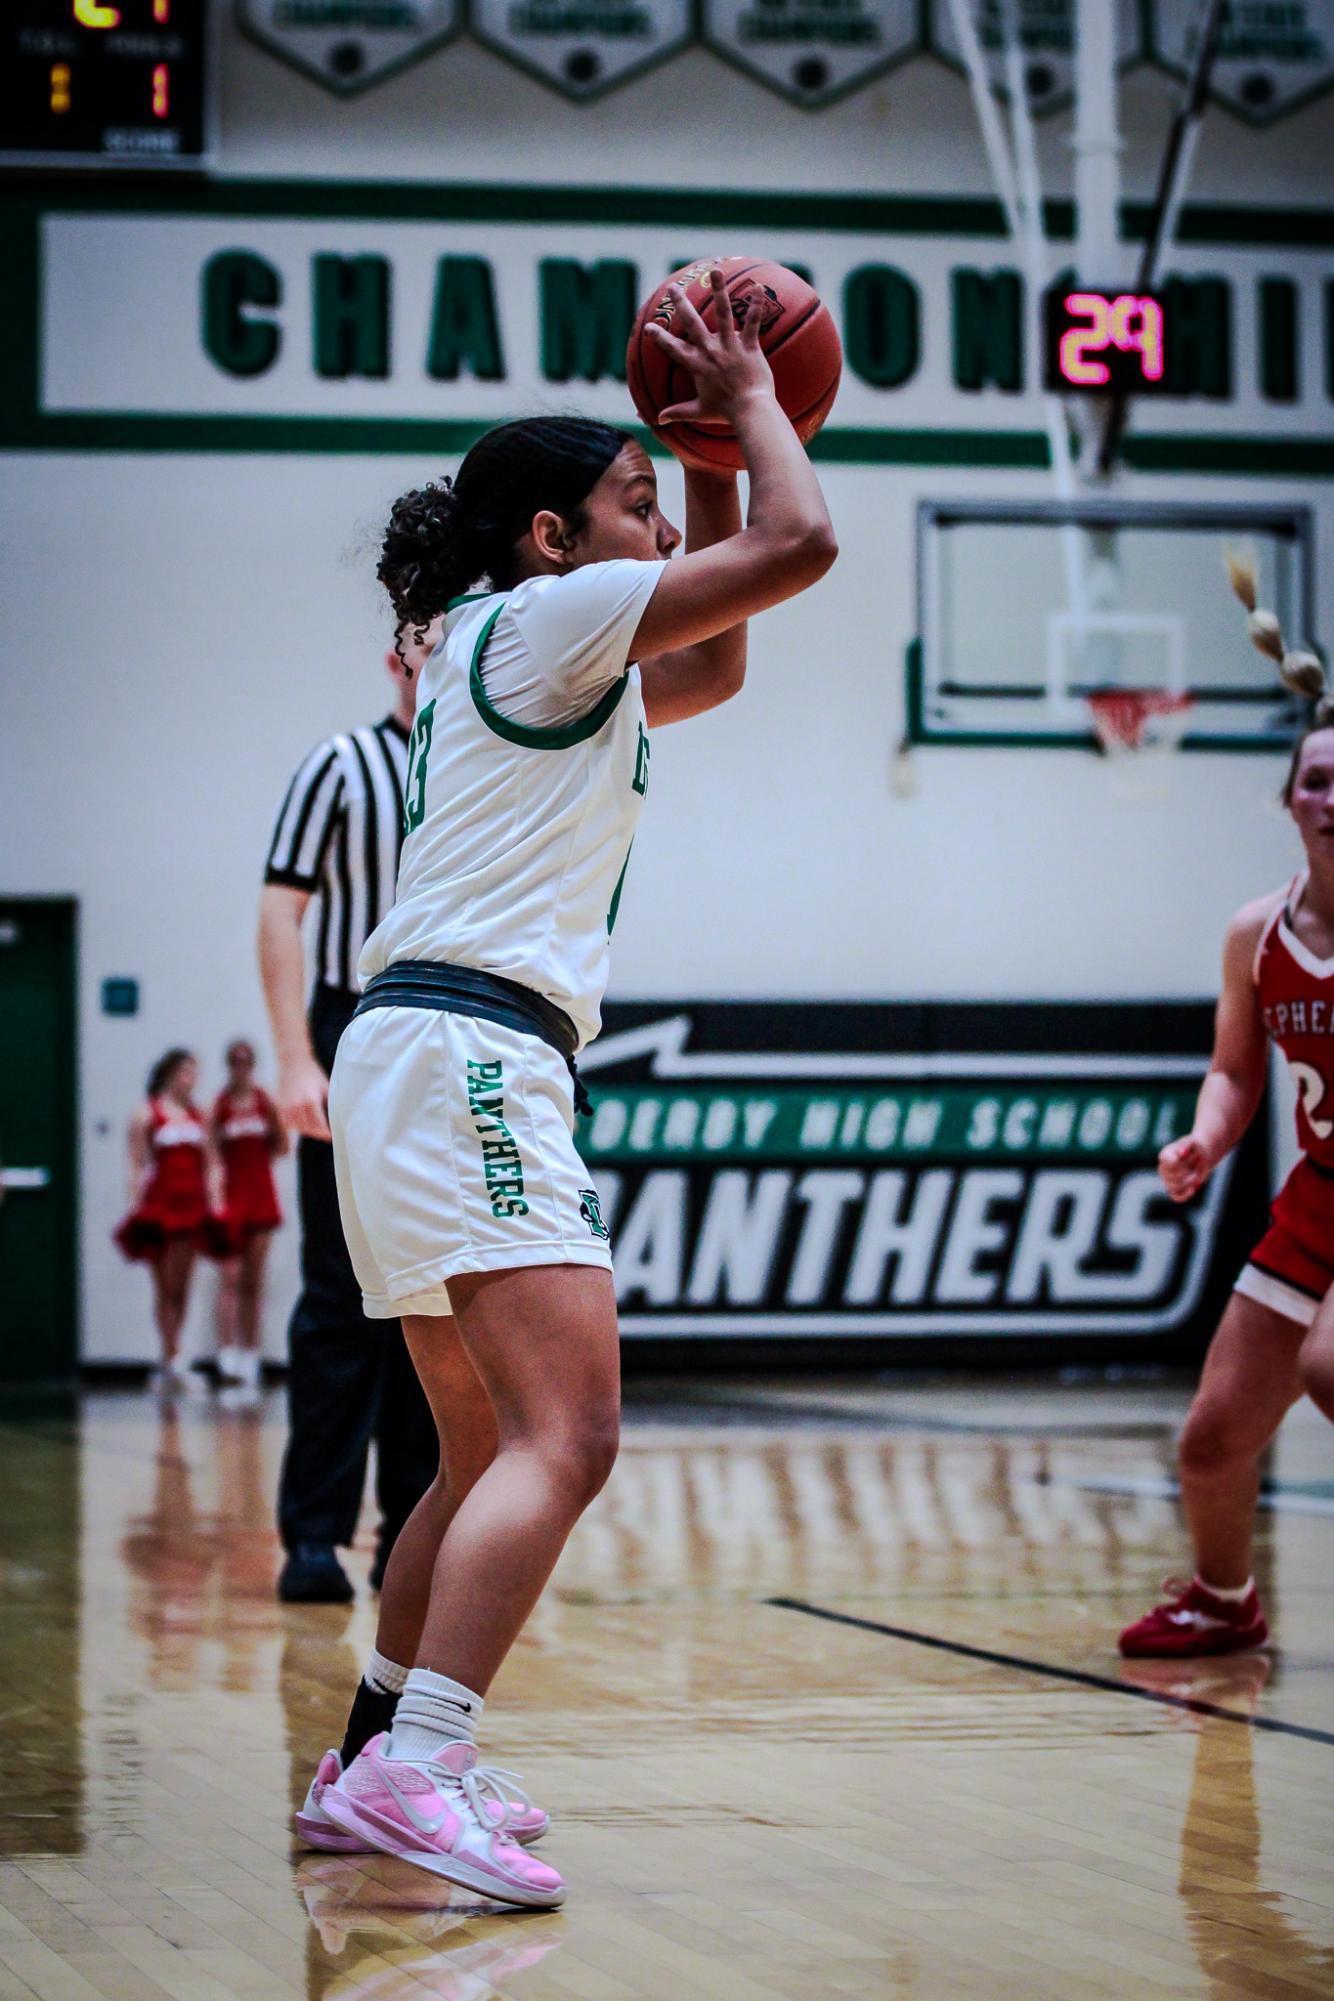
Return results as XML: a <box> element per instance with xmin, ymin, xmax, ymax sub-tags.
<box><xmin>1280</xmin><ymin>649</ymin><xmax>1327</xmax><ymax>703</ymax></box>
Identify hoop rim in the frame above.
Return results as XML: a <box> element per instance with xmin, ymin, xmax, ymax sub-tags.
<box><xmin>1086</xmin><ymin>687</ymin><xmax>1197</xmax><ymax>754</ymax></box>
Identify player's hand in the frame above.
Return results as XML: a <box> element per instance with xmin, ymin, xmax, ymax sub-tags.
<box><xmin>1158</xmin><ymin>1133</ymin><xmax>1210</xmax><ymax>1202</ymax></box>
<box><xmin>647</xmin><ymin>269</ymin><xmax>774</xmax><ymax>425</ymax></box>
<box><xmin>279</xmin><ymin>1054</ymin><xmax>331</xmax><ymax>1142</ymax></box>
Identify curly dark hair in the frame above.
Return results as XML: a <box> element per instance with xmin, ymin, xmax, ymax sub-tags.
<box><xmin>147</xmin><ymin>1048</ymin><xmax>194</xmax><ymax>1098</ymax></box>
<box><xmin>378</xmin><ymin>416</ymin><xmax>630</xmax><ymax>628</ymax></box>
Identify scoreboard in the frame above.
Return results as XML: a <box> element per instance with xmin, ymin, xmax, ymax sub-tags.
<box><xmin>0</xmin><ymin>0</ymin><xmax>212</xmax><ymax>167</ymax></box>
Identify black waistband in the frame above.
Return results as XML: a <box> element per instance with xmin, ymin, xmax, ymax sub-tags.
<box><xmin>356</xmin><ymin>961</ymin><xmax>581</xmax><ymax>1074</ymax></box>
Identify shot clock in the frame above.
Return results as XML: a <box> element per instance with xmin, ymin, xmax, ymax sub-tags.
<box><xmin>1045</xmin><ymin>289</ymin><xmax>1170</xmax><ymax>395</ymax></box>
<box><xmin>0</xmin><ymin>0</ymin><xmax>212</xmax><ymax>166</ymax></box>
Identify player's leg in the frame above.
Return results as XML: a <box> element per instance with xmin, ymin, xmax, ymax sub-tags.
<box><xmin>1120</xmin><ymin>1289</ymin><xmax>1305</xmax><ymax>1656</ymax></box>
<box><xmin>402</xmin><ymin>1264</ymin><xmax>619</xmax><ymax>1691</ymax></box>
<box><xmin>1297</xmin><ymin>1282</ymin><xmax>1334</xmax><ymax>1424</ymax></box>
<box><xmin>1179</xmin><ymin>1291</ymin><xmax>1304</xmax><ymax>1582</ymax></box>
<box><xmin>320</xmin><ymin>1266</ymin><xmax>614</xmax><ymax>1904</ymax></box>
<box><xmin>370</xmin><ymin>1324</ymin><xmax>446</xmax><ymax>1591</ymax></box>
<box><xmin>299</xmin><ymin>1313</ymin><xmax>551</xmax><ymax>1856</ymax></box>
<box><xmin>371</xmin><ymin>1317</ymin><xmax>494</xmax><ymax>1669</ymax></box>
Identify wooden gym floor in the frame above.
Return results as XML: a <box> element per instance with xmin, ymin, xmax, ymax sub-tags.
<box><xmin>1</xmin><ymin>1373</ymin><xmax>1332</xmax><ymax>2001</ymax></box>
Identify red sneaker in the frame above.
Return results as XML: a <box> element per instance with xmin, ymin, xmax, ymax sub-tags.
<box><xmin>1118</xmin><ymin>1576</ymin><xmax>1269</xmax><ymax>1658</ymax></box>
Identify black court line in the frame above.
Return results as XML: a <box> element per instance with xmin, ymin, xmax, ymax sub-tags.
<box><xmin>767</xmin><ymin>1597</ymin><xmax>1334</xmax><ymax>1748</ymax></box>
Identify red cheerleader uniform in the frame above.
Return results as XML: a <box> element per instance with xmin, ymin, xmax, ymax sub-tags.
<box><xmin>215</xmin><ymin>1088</ymin><xmax>282</xmax><ymax>1239</ymax></box>
<box><xmin>1235</xmin><ymin>876</ymin><xmax>1334</xmax><ymax>1326</ymax></box>
<box><xmin>114</xmin><ymin>1098</ymin><xmax>211</xmax><ymax>1263</ymax></box>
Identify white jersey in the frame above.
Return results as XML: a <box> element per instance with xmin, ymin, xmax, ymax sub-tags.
<box><xmin>359</xmin><ymin>558</ymin><xmax>662</xmax><ymax>1048</ymax></box>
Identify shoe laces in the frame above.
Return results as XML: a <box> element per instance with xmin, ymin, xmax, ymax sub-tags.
<box><xmin>430</xmin><ymin>1757</ymin><xmax>532</xmax><ymax>1843</ymax></box>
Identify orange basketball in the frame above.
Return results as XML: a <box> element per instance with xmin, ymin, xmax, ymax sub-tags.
<box><xmin>626</xmin><ymin>257</ymin><xmax>842</xmax><ymax>474</ymax></box>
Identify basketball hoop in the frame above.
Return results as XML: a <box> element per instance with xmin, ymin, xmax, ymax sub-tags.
<box><xmin>1086</xmin><ymin>689</ymin><xmax>1195</xmax><ymax>799</ymax></box>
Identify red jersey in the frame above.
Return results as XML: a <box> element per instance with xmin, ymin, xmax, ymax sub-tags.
<box><xmin>1254</xmin><ymin>878</ymin><xmax>1334</xmax><ymax>1169</ymax></box>
<box><xmin>214</xmin><ymin>1087</ymin><xmax>282</xmax><ymax>1234</ymax></box>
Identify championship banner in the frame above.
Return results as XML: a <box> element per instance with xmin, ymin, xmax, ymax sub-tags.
<box><xmin>928</xmin><ymin>0</ymin><xmax>1143</xmax><ymax>115</ymax></box>
<box><xmin>237</xmin><ymin>0</ymin><xmax>461</xmax><ymax>94</ymax></box>
<box><xmin>580</xmin><ymin>1001</ymin><xmax>1268</xmax><ymax>1346</ymax></box>
<box><xmin>701</xmin><ymin>0</ymin><xmax>922</xmax><ymax>110</ymax></box>
<box><xmin>1150</xmin><ymin>0</ymin><xmax>1334</xmax><ymax>127</ymax></box>
<box><xmin>467</xmin><ymin>0</ymin><xmax>693</xmax><ymax>99</ymax></box>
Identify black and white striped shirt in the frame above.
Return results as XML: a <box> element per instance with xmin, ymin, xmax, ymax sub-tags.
<box><xmin>264</xmin><ymin>716</ymin><xmax>411</xmax><ymax>991</ymax></box>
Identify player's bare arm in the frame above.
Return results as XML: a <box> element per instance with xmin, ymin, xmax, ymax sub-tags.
<box><xmin>629</xmin><ymin>271</ymin><xmax>836</xmax><ymax>663</ymax></box>
<box><xmin>1159</xmin><ymin>891</ymin><xmax>1280</xmax><ymax>1202</ymax></box>
<box><xmin>638</xmin><ymin>468</ymin><xmax>746</xmax><ymax>726</ymax></box>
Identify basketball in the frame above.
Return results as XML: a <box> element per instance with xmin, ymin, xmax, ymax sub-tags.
<box><xmin>626</xmin><ymin>256</ymin><xmax>842</xmax><ymax>472</ymax></box>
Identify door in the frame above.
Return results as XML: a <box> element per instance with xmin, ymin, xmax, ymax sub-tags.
<box><xmin>0</xmin><ymin>901</ymin><xmax>78</xmax><ymax>1381</ymax></box>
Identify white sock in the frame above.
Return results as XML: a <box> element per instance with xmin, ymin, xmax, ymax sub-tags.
<box><xmin>365</xmin><ymin>1648</ymin><xmax>409</xmax><ymax>1698</ymax></box>
<box><xmin>1198</xmin><ymin>1574</ymin><xmax>1253</xmax><ymax>1603</ymax></box>
<box><xmin>386</xmin><ymin>1668</ymin><xmax>483</xmax><ymax>1764</ymax></box>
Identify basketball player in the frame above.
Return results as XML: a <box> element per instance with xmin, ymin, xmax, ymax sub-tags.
<box><xmin>302</xmin><ymin>272</ymin><xmax>836</xmax><ymax>1905</ymax></box>
<box><xmin>1122</xmin><ymin>660</ymin><xmax>1334</xmax><ymax>1658</ymax></box>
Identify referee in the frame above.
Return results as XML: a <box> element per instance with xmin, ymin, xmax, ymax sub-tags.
<box><xmin>259</xmin><ymin>636</ymin><xmax>439</xmax><ymax>1603</ymax></box>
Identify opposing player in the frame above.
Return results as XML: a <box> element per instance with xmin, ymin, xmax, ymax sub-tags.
<box><xmin>310</xmin><ymin>271</ymin><xmax>836</xmax><ymax>1905</ymax></box>
<box><xmin>1121</xmin><ymin>615</ymin><xmax>1334</xmax><ymax>1657</ymax></box>
<box><xmin>212</xmin><ymin>1039</ymin><xmax>286</xmax><ymax>1388</ymax></box>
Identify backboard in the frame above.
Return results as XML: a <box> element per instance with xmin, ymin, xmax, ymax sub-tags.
<box><xmin>908</xmin><ymin>500</ymin><xmax>1317</xmax><ymax>752</ymax></box>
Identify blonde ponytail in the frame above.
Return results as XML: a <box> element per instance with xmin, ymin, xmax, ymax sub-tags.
<box><xmin>1226</xmin><ymin>545</ymin><xmax>1327</xmax><ymax>713</ymax></box>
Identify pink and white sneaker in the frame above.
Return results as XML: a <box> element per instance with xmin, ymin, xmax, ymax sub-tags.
<box><xmin>296</xmin><ymin>1745</ymin><xmax>551</xmax><ymax>1853</ymax></box>
<box><xmin>319</xmin><ymin>1737</ymin><xmax>565</xmax><ymax>1909</ymax></box>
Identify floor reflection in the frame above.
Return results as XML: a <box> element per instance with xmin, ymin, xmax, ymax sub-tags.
<box><xmin>1121</xmin><ymin>1654</ymin><xmax>1334</xmax><ymax>1997</ymax></box>
<box><xmin>296</xmin><ymin>1858</ymin><xmax>563</xmax><ymax>2001</ymax></box>
<box><xmin>120</xmin><ymin>1397</ymin><xmax>276</xmax><ymax>1692</ymax></box>
<box><xmin>0</xmin><ymin>1408</ymin><xmax>83</xmax><ymax>1855</ymax></box>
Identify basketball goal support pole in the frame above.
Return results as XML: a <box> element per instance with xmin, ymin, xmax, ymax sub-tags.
<box><xmin>1095</xmin><ymin>0</ymin><xmax>1226</xmax><ymax>476</ymax></box>
<box><xmin>945</xmin><ymin>0</ymin><xmax>1087</xmax><ymax>666</ymax></box>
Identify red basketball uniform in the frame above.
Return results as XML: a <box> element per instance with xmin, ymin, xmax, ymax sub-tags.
<box><xmin>215</xmin><ymin>1088</ymin><xmax>282</xmax><ymax>1237</ymax></box>
<box><xmin>1235</xmin><ymin>879</ymin><xmax>1334</xmax><ymax>1325</ymax></box>
<box><xmin>113</xmin><ymin>1098</ymin><xmax>210</xmax><ymax>1263</ymax></box>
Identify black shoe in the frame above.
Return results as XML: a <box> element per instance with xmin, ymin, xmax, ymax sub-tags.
<box><xmin>278</xmin><ymin>1543</ymin><xmax>354</xmax><ymax>1604</ymax></box>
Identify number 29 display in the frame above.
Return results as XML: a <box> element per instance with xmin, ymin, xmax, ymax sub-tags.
<box><xmin>1045</xmin><ymin>290</ymin><xmax>1169</xmax><ymax>395</ymax></box>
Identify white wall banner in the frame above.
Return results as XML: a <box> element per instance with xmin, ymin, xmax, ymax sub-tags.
<box><xmin>928</xmin><ymin>0</ymin><xmax>1143</xmax><ymax>115</ymax></box>
<box><xmin>32</xmin><ymin>205</ymin><xmax>1334</xmax><ymax>456</ymax></box>
<box><xmin>466</xmin><ymin>0</ymin><xmax>693</xmax><ymax>99</ymax></box>
<box><xmin>1151</xmin><ymin>0</ymin><xmax>1334</xmax><ymax>127</ymax></box>
<box><xmin>701</xmin><ymin>0</ymin><xmax>922</xmax><ymax>110</ymax></box>
<box><xmin>237</xmin><ymin>0</ymin><xmax>462</xmax><ymax>95</ymax></box>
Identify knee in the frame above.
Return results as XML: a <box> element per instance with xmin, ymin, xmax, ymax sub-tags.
<box><xmin>1178</xmin><ymin>1400</ymin><xmax>1254</xmax><ymax>1480</ymax></box>
<box><xmin>544</xmin><ymin>1415</ymin><xmax>620</xmax><ymax>1511</ymax></box>
<box><xmin>1298</xmin><ymin>1336</ymin><xmax>1334</xmax><ymax>1411</ymax></box>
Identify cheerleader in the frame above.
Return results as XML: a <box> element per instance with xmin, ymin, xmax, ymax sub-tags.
<box><xmin>116</xmin><ymin>1049</ymin><xmax>220</xmax><ymax>1387</ymax></box>
<box><xmin>212</xmin><ymin>1039</ymin><xmax>287</xmax><ymax>1388</ymax></box>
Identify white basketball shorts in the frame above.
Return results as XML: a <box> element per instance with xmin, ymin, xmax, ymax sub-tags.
<box><xmin>328</xmin><ymin>1004</ymin><xmax>613</xmax><ymax>1319</ymax></box>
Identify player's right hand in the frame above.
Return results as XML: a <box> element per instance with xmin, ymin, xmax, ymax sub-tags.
<box><xmin>1158</xmin><ymin>1133</ymin><xmax>1210</xmax><ymax>1202</ymax></box>
<box><xmin>649</xmin><ymin>269</ymin><xmax>773</xmax><ymax>425</ymax></box>
<box><xmin>279</xmin><ymin>1055</ymin><xmax>331</xmax><ymax>1142</ymax></box>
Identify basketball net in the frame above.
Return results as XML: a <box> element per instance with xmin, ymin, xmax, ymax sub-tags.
<box><xmin>1087</xmin><ymin>689</ymin><xmax>1194</xmax><ymax>800</ymax></box>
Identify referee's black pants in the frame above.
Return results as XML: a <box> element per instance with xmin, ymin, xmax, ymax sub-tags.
<box><xmin>277</xmin><ymin>983</ymin><xmax>439</xmax><ymax>1556</ymax></box>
